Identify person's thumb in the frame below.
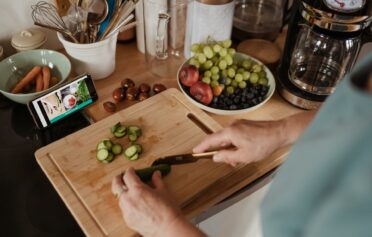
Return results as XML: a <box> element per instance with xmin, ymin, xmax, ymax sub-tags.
<box><xmin>152</xmin><ymin>170</ymin><xmax>166</xmax><ymax>190</ymax></box>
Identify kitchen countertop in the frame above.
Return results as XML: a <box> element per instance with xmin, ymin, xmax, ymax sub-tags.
<box><xmin>83</xmin><ymin>41</ymin><xmax>301</xmax><ymax>219</ymax></box>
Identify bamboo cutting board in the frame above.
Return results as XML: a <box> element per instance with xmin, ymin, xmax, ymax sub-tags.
<box><xmin>35</xmin><ymin>88</ymin><xmax>239</xmax><ymax>237</ymax></box>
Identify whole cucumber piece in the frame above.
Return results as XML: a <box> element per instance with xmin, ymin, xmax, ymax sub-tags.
<box><xmin>134</xmin><ymin>164</ymin><xmax>171</xmax><ymax>182</ymax></box>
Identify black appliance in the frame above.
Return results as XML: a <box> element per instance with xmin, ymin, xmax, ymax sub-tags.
<box><xmin>0</xmin><ymin>95</ymin><xmax>88</xmax><ymax>237</ymax></box>
<box><xmin>278</xmin><ymin>0</ymin><xmax>372</xmax><ymax>109</ymax></box>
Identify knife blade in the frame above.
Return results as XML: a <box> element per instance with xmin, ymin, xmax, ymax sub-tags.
<box><xmin>151</xmin><ymin>151</ymin><xmax>217</xmax><ymax>166</ymax></box>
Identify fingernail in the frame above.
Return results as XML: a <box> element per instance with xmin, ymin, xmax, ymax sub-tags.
<box><xmin>213</xmin><ymin>154</ymin><xmax>222</xmax><ymax>162</ymax></box>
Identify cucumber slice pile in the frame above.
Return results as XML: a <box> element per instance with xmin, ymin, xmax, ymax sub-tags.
<box><xmin>96</xmin><ymin>138</ymin><xmax>123</xmax><ymax>164</ymax></box>
<box><xmin>96</xmin><ymin>122</ymin><xmax>145</xmax><ymax>164</ymax></box>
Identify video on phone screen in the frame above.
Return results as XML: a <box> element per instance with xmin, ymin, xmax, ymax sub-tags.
<box><xmin>32</xmin><ymin>77</ymin><xmax>93</xmax><ymax>127</ymax></box>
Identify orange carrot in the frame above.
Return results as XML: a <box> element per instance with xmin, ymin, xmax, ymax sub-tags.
<box><xmin>35</xmin><ymin>73</ymin><xmax>44</xmax><ymax>92</ymax></box>
<box><xmin>11</xmin><ymin>66</ymin><xmax>42</xmax><ymax>93</ymax></box>
<box><xmin>42</xmin><ymin>66</ymin><xmax>50</xmax><ymax>90</ymax></box>
<box><xmin>50</xmin><ymin>76</ymin><xmax>59</xmax><ymax>87</ymax></box>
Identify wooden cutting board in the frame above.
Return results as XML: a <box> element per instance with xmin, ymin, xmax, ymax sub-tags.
<box><xmin>35</xmin><ymin>88</ymin><xmax>239</xmax><ymax>237</ymax></box>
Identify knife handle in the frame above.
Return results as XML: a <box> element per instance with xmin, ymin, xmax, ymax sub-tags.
<box><xmin>192</xmin><ymin>151</ymin><xmax>218</xmax><ymax>158</ymax></box>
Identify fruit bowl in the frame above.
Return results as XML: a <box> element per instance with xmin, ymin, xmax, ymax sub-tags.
<box><xmin>177</xmin><ymin>52</ymin><xmax>275</xmax><ymax>115</ymax></box>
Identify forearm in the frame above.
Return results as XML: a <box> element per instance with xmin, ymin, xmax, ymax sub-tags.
<box><xmin>279</xmin><ymin>110</ymin><xmax>317</xmax><ymax>147</ymax></box>
<box><xmin>156</xmin><ymin>216</ymin><xmax>206</xmax><ymax>237</ymax></box>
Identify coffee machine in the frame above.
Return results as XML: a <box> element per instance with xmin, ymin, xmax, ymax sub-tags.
<box><xmin>278</xmin><ymin>0</ymin><xmax>372</xmax><ymax>109</ymax></box>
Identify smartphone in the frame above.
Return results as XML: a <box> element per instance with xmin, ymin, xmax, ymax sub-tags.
<box><xmin>28</xmin><ymin>74</ymin><xmax>98</xmax><ymax>129</ymax></box>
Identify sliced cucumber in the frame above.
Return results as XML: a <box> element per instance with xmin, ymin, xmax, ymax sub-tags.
<box><xmin>128</xmin><ymin>126</ymin><xmax>141</xmax><ymax>136</ymax></box>
<box><xmin>134</xmin><ymin>164</ymin><xmax>171</xmax><ymax>182</ymax></box>
<box><xmin>102</xmin><ymin>152</ymin><xmax>115</xmax><ymax>163</ymax></box>
<box><xmin>134</xmin><ymin>144</ymin><xmax>142</xmax><ymax>154</ymax></box>
<box><xmin>110</xmin><ymin>122</ymin><xmax>121</xmax><ymax>134</ymax></box>
<box><xmin>112</xmin><ymin>143</ymin><xmax>123</xmax><ymax>155</ymax></box>
<box><xmin>114</xmin><ymin>131</ymin><xmax>126</xmax><ymax>138</ymax></box>
<box><xmin>104</xmin><ymin>140</ymin><xmax>113</xmax><ymax>151</ymax></box>
<box><xmin>116</xmin><ymin>125</ymin><xmax>127</xmax><ymax>134</ymax></box>
<box><xmin>96</xmin><ymin>149</ymin><xmax>109</xmax><ymax>161</ymax></box>
<box><xmin>124</xmin><ymin>145</ymin><xmax>138</xmax><ymax>158</ymax></box>
<box><xmin>128</xmin><ymin>134</ymin><xmax>137</xmax><ymax>142</ymax></box>
<box><xmin>129</xmin><ymin>153</ymin><xmax>139</xmax><ymax>161</ymax></box>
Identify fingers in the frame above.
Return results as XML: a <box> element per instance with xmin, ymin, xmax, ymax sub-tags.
<box><xmin>193</xmin><ymin>129</ymin><xmax>232</xmax><ymax>153</ymax></box>
<box><xmin>112</xmin><ymin>174</ymin><xmax>127</xmax><ymax>198</ymax></box>
<box><xmin>152</xmin><ymin>171</ymin><xmax>165</xmax><ymax>190</ymax></box>
<box><xmin>213</xmin><ymin>150</ymin><xmax>239</xmax><ymax>166</ymax></box>
<box><xmin>123</xmin><ymin>167</ymin><xmax>144</xmax><ymax>190</ymax></box>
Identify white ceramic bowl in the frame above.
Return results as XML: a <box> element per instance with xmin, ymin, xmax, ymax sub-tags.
<box><xmin>177</xmin><ymin>52</ymin><xmax>276</xmax><ymax>115</ymax></box>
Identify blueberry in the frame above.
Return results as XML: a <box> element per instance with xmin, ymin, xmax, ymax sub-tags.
<box><xmin>212</xmin><ymin>97</ymin><xmax>219</xmax><ymax>104</ymax></box>
<box><xmin>247</xmin><ymin>93</ymin><xmax>254</xmax><ymax>99</ymax></box>
<box><xmin>252</xmin><ymin>98</ymin><xmax>258</xmax><ymax>105</ymax></box>
<box><xmin>233</xmin><ymin>97</ymin><xmax>240</xmax><ymax>104</ymax></box>
<box><xmin>226</xmin><ymin>99</ymin><xmax>232</xmax><ymax>106</ymax></box>
<box><xmin>229</xmin><ymin>105</ymin><xmax>238</xmax><ymax>110</ymax></box>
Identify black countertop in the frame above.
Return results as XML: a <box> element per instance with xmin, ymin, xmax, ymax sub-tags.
<box><xmin>0</xmin><ymin>94</ymin><xmax>87</xmax><ymax>237</ymax></box>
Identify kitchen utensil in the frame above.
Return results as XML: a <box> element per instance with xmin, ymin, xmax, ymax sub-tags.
<box><xmin>31</xmin><ymin>1</ymin><xmax>79</xmax><ymax>43</ymax></box>
<box><xmin>0</xmin><ymin>49</ymin><xmax>71</xmax><ymax>104</ymax></box>
<box><xmin>57</xmin><ymin>31</ymin><xmax>118</xmax><ymax>80</ymax></box>
<box><xmin>143</xmin><ymin>0</ymin><xmax>191</xmax><ymax>77</ymax></box>
<box><xmin>35</xmin><ymin>88</ymin><xmax>244</xmax><ymax>236</ymax></box>
<box><xmin>151</xmin><ymin>150</ymin><xmax>216</xmax><ymax>166</ymax></box>
<box><xmin>104</xmin><ymin>14</ymin><xmax>135</xmax><ymax>39</ymax></box>
<box><xmin>232</xmin><ymin>0</ymin><xmax>290</xmax><ymax>41</ymax></box>
<box><xmin>86</xmin><ymin>0</ymin><xmax>109</xmax><ymax>43</ymax></box>
<box><xmin>99</xmin><ymin>0</ymin><xmax>138</xmax><ymax>40</ymax></box>
<box><xmin>177</xmin><ymin>53</ymin><xmax>276</xmax><ymax>115</ymax></box>
<box><xmin>11</xmin><ymin>29</ymin><xmax>47</xmax><ymax>52</ymax></box>
<box><xmin>277</xmin><ymin>0</ymin><xmax>372</xmax><ymax>109</ymax></box>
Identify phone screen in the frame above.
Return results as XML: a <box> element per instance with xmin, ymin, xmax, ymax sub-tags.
<box><xmin>29</xmin><ymin>74</ymin><xmax>97</xmax><ymax>128</ymax></box>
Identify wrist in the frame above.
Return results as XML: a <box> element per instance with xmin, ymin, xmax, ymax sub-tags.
<box><xmin>154</xmin><ymin>213</ymin><xmax>205</xmax><ymax>237</ymax></box>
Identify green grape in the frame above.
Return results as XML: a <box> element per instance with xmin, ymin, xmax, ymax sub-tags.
<box><xmin>231</xmin><ymin>65</ymin><xmax>238</xmax><ymax>71</ymax></box>
<box><xmin>218</xmin><ymin>60</ymin><xmax>227</xmax><ymax>70</ymax></box>
<box><xmin>228</xmin><ymin>48</ymin><xmax>236</xmax><ymax>55</ymax></box>
<box><xmin>225</xmin><ymin>55</ymin><xmax>233</xmax><ymax>66</ymax></box>
<box><xmin>252</xmin><ymin>64</ymin><xmax>262</xmax><ymax>73</ymax></box>
<box><xmin>189</xmin><ymin>58</ymin><xmax>200</xmax><ymax>68</ymax></box>
<box><xmin>203</xmin><ymin>46</ymin><xmax>214</xmax><ymax>59</ymax></box>
<box><xmin>197</xmin><ymin>53</ymin><xmax>207</xmax><ymax>64</ymax></box>
<box><xmin>221</xmin><ymin>69</ymin><xmax>227</xmax><ymax>77</ymax></box>
<box><xmin>225</xmin><ymin>78</ymin><xmax>232</xmax><ymax>85</ymax></box>
<box><xmin>222</xmin><ymin>39</ymin><xmax>232</xmax><ymax>48</ymax></box>
<box><xmin>211</xmin><ymin>74</ymin><xmax>220</xmax><ymax>81</ymax></box>
<box><xmin>237</xmin><ymin>68</ymin><xmax>245</xmax><ymax>74</ymax></box>
<box><xmin>231</xmin><ymin>80</ymin><xmax>238</xmax><ymax>88</ymax></box>
<box><xmin>242</xmin><ymin>60</ymin><xmax>252</xmax><ymax>70</ymax></box>
<box><xmin>258</xmin><ymin>71</ymin><xmax>266</xmax><ymax>78</ymax></box>
<box><xmin>227</xmin><ymin>68</ymin><xmax>235</xmax><ymax>78</ymax></box>
<box><xmin>243</xmin><ymin>71</ymin><xmax>251</xmax><ymax>80</ymax></box>
<box><xmin>204</xmin><ymin>70</ymin><xmax>212</xmax><ymax>78</ymax></box>
<box><xmin>203</xmin><ymin>60</ymin><xmax>213</xmax><ymax>69</ymax></box>
<box><xmin>219</xmin><ymin>48</ymin><xmax>227</xmax><ymax>57</ymax></box>
<box><xmin>211</xmin><ymin>66</ymin><xmax>219</xmax><ymax>75</ymax></box>
<box><xmin>202</xmin><ymin>77</ymin><xmax>211</xmax><ymax>84</ymax></box>
<box><xmin>235</xmin><ymin>73</ymin><xmax>243</xmax><ymax>82</ymax></box>
<box><xmin>219</xmin><ymin>84</ymin><xmax>225</xmax><ymax>90</ymax></box>
<box><xmin>250</xmin><ymin>73</ymin><xmax>259</xmax><ymax>84</ymax></box>
<box><xmin>258</xmin><ymin>78</ymin><xmax>268</xmax><ymax>86</ymax></box>
<box><xmin>191</xmin><ymin>43</ymin><xmax>200</xmax><ymax>53</ymax></box>
<box><xmin>211</xmin><ymin>56</ymin><xmax>219</xmax><ymax>64</ymax></box>
<box><xmin>213</xmin><ymin>44</ymin><xmax>222</xmax><ymax>53</ymax></box>
<box><xmin>226</xmin><ymin>86</ymin><xmax>234</xmax><ymax>94</ymax></box>
<box><xmin>238</xmin><ymin>81</ymin><xmax>247</xmax><ymax>89</ymax></box>
<box><xmin>210</xmin><ymin>80</ymin><xmax>219</xmax><ymax>88</ymax></box>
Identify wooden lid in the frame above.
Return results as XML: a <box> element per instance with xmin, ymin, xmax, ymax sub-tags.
<box><xmin>237</xmin><ymin>39</ymin><xmax>281</xmax><ymax>65</ymax></box>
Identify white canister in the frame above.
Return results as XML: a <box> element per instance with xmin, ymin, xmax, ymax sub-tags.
<box><xmin>57</xmin><ymin>32</ymin><xmax>118</xmax><ymax>80</ymax></box>
<box><xmin>184</xmin><ymin>0</ymin><xmax>235</xmax><ymax>58</ymax></box>
<box><xmin>11</xmin><ymin>28</ymin><xmax>47</xmax><ymax>52</ymax></box>
<box><xmin>0</xmin><ymin>46</ymin><xmax>3</xmax><ymax>61</ymax></box>
<box><xmin>135</xmin><ymin>0</ymin><xmax>145</xmax><ymax>54</ymax></box>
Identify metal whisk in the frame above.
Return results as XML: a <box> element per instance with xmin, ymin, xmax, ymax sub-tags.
<box><xmin>32</xmin><ymin>1</ymin><xmax>79</xmax><ymax>43</ymax></box>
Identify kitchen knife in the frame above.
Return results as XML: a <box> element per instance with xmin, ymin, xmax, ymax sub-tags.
<box><xmin>151</xmin><ymin>150</ymin><xmax>217</xmax><ymax>166</ymax></box>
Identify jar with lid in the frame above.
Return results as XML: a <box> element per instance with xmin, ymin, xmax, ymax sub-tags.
<box><xmin>11</xmin><ymin>28</ymin><xmax>46</xmax><ymax>52</ymax></box>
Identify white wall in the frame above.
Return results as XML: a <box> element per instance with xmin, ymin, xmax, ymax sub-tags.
<box><xmin>0</xmin><ymin>0</ymin><xmax>62</xmax><ymax>58</ymax></box>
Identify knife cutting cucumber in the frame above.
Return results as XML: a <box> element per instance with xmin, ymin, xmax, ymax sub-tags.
<box><xmin>134</xmin><ymin>164</ymin><xmax>171</xmax><ymax>182</ymax></box>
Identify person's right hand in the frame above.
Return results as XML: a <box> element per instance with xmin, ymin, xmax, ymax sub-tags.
<box><xmin>193</xmin><ymin>119</ymin><xmax>287</xmax><ymax>166</ymax></box>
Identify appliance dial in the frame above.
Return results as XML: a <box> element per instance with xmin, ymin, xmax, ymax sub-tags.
<box><xmin>323</xmin><ymin>0</ymin><xmax>366</xmax><ymax>13</ymax></box>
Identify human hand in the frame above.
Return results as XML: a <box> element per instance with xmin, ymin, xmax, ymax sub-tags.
<box><xmin>193</xmin><ymin>119</ymin><xmax>287</xmax><ymax>166</ymax></box>
<box><xmin>111</xmin><ymin>168</ymin><xmax>182</xmax><ymax>237</ymax></box>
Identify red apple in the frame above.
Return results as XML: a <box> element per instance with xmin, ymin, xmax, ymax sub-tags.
<box><xmin>190</xmin><ymin>81</ymin><xmax>213</xmax><ymax>105</ymax></box>
<box><xmin>179</xmin><ymin>64</ymin><xmax>199</xmax><ymax>87</ymax></box>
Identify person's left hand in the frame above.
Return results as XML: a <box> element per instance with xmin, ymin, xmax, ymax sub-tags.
<box><xmin>111</xmin><ymin>168</ymin><xmax>182</xmax><ymax>237</ymax></box>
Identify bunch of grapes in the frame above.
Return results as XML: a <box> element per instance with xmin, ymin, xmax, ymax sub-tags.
<box><xmin>186</xmin><ymin>39</ymin><xmax>270</xmax><ymax>110</ymax></box>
